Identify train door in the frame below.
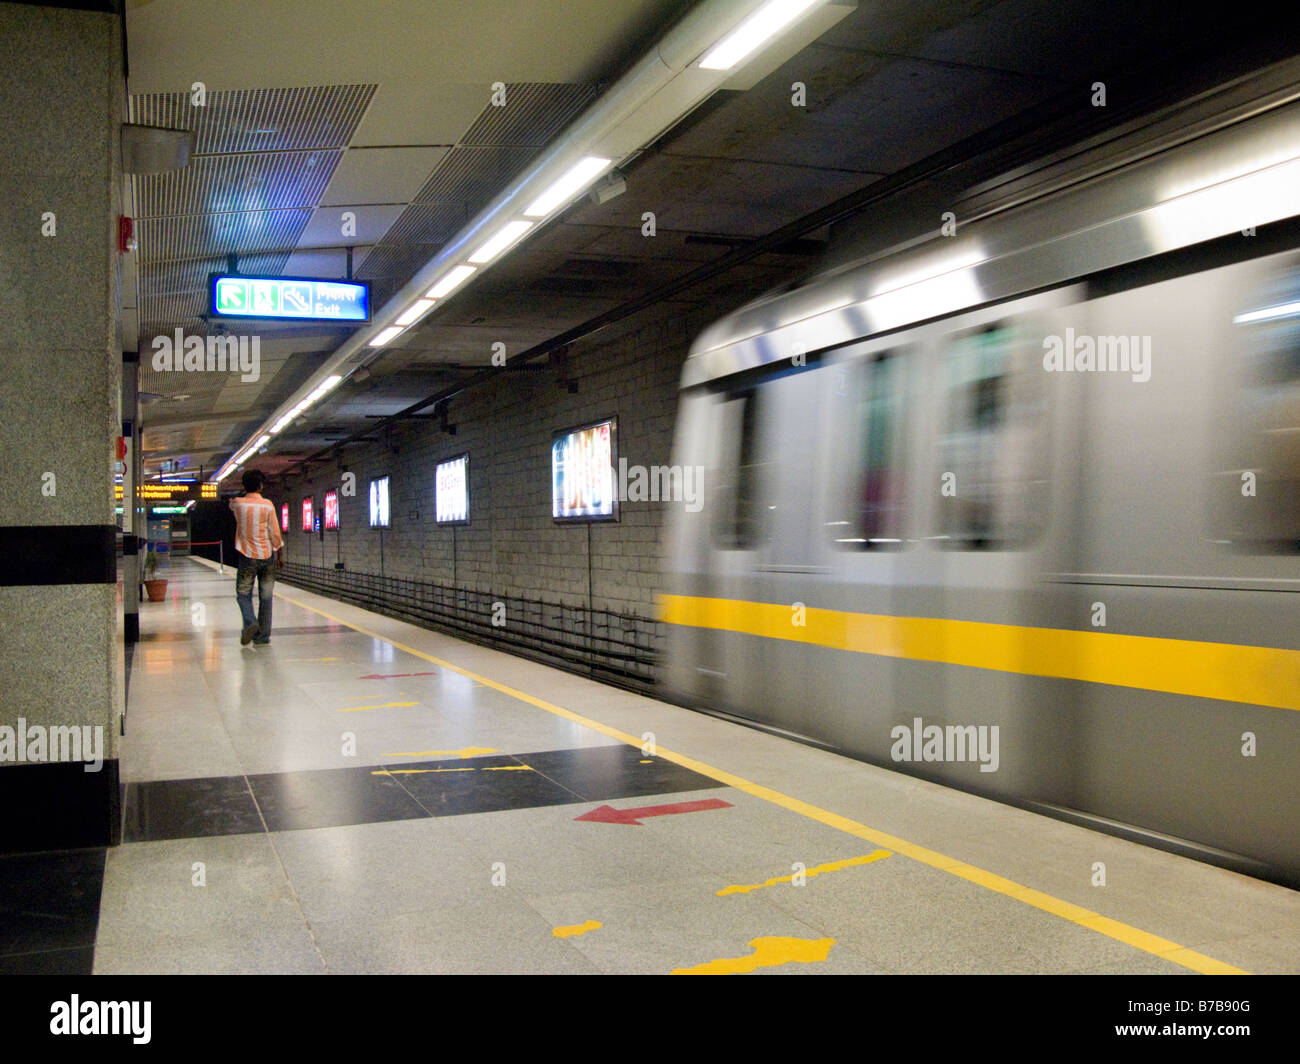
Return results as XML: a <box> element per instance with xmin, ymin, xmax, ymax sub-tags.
<box><xmin>815</xmin><ymin>342</ymin><xmax>915</xmax><ymax>756</ymax></box>
<box><xmin>924</xmin><ymin>290</ymin><xmax>1084</xmax><ymax>804</ymax></box>
<box><xmin>692</xmin><ymin>382</ymin><xmax>776</xmax><ymax>715</ymax></box>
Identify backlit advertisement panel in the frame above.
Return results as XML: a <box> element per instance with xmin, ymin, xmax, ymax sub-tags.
<box><xmin>552</xmin><ymin>418</ymin><xmax>617</xmax><ymax>521</ymax></box>
<box><xmin>324</xmin><ymin>490</ymin><xmax>339</xmax><ymax>530</ymax></box>
<box><xmin>369</xmin><ymin>476</ymin><xmax>390</xmax><ymax>528</ymax></box>
<box><xmin>435</xmin><ymin>455</ymin><xmax>469</xmax><ymax>524</ymax></box>
<box><xmin>301</xmin><ymin>497</ymin><xmax>313</xmax><ymax>532</ymax></box>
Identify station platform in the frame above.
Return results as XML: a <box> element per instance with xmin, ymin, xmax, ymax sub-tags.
<box><xmin>9</xmin><ymin>557</ymin><xmax>1299</xmax><ymax>976</ymax></box>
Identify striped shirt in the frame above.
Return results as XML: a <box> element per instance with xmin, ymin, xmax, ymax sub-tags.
<box><xmin>230</xmin><ymin>493</ymin><xmax>283</xmax><ymax>560</ymax></box>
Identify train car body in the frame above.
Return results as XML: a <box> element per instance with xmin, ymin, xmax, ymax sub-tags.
<box><xmin>661</xmin><ymin>62</ymin><xmax>1300</xmax><ymax>881</ymax></box>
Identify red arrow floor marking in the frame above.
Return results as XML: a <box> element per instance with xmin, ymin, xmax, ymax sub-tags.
<box><xmin>359</xmin><ymin>672</ymin><xmax>440</xmax><ymax>680</ymax></box>
<box><xmin>574</xmin><ymin>798</ymin><xmax>732</xmax><ymax>826</ymax></box>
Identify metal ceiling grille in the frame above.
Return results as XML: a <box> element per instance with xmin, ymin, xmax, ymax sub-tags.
<box><xmin>129</xmin><ymin>84</ymin><xmax>378</xmax><ymax>455</ymax></box>
<box><xmin>127</xmin><ymin>84</ymin><xmax>376</xmax><ymax>154</ymax></box>
<box><xmin>460</xmin><ymin>82</ymin><xmax>601</xmax><ymax>147</ymax></box>
<box><xmin>353</xmin><ymin>84</ymin><xmax>598</xmax><ymax>310</ymax></box>
<box><xmin>134</xmin><ymin>151</ymin><xmax>341</xmax><ymax>220</ymax></box>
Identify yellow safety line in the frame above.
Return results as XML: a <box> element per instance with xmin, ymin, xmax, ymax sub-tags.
<box><xmin>657</xmin><ymin>594</ymin><xmax>1300</xmax><ymax>712</ymax></box>
<box><xmin>269</xmin><ymin>587</ymin><xmax>1249</xmax><ymax>975</ymax></box>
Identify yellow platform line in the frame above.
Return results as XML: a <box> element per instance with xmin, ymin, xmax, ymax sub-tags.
<box><xmin>272</xmin><ymin>588</ymin><xmax>1248</xmax><ymax>975</ymax></box>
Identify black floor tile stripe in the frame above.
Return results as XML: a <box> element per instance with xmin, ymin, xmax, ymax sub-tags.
<box><xmin>0</xmin><ymin>848</ymin><xmax>106</xmax><ymax>973</ymax></box>
<box><xmin>123</xmin><ymin>745</ymin><xmax>727</xmax><ymax>842</ymax></box>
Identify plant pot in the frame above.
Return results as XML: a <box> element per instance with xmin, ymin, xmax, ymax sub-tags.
<box><xmin>144</xmin><ymin>579</ymin><xmax>168</xmax><ymax>602</ymax></box>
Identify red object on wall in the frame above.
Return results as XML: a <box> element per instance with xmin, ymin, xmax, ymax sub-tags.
<box><xmin>116</xmin><ymin>436</ymin><xmax>128</xmax><ymax>461</ymax></box>
<box><xmin>117</xmin><ymin>215</ymin><xmax>135</xmax><ymax>254</ymax></box>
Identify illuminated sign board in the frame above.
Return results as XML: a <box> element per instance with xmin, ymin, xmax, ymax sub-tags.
<box><xmin>552</xmin><ymin>419</ymin><xmax>617</xmax><ymax>521</ymax></box>
<box><xmin>209</xmin><ymin>274</ymin><xmax>370</xmax><ymax>323</ymax></box>
<box><xmin>117</xmin><ymin>482</ymin><xmax>199</xmax><ymax>501</ymax></box>
<box><xmin>201</xmin><ymin>483</ymin><xmax>218</xmax><ymax>499</ymax></box>
<box><xmin>369</xmin><ymin>476</ymin><xmax>390</xmax><ymax>528</ymax></box>
<box><xmin>324</xmin><ymin>490</ymin><xmax>340</xmax><ymax>530</ymax></box>
<box><xmin>435</xmin><ymin>455</ymin><xmax>469</xmax><ymax>524</ymax></box>
<box><xmin>301</xmin><ymin>497</ymin><xmax>313</xmax><ymax>532</ymax></box>
<box><xmin>280</xmin><ymin>503</ymin><xmax>290</xmax><ymax>532</ymax></box>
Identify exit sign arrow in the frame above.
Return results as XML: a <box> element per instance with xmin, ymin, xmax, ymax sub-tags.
<box><xmin>574</xmin><ymin>797</ymin><xmax>732</xmax><ymax>826</ymax></box>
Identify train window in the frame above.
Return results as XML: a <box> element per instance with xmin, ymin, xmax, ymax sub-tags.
<box><xmin>936</xmin><ymin>320</ymin><xmax>1050</xmax><ymax>550</ymax></box>
<box><xmin>829</xmin><ymin>350</ymin><xmax>908</xmax><ymax>549</ymax></box>
<box><xmin>710</xmin><ymin>388</ymin><xmax>766</xmax><ymax>550</ymax></box>
<box><xmin>1214</xmin><ymin>268</ymin><xmax>1300</xmax><ymax>551</ymax></box>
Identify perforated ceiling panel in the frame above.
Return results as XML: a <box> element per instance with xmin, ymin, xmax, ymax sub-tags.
<box><xmin>131</xmin><ymin>84</ymin><xmax>378</xmax><ymax>418</ymax></box>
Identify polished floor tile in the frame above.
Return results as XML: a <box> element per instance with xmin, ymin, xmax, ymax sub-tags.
<box><xmin>124</xmin><ymin>775</ymin><xmax>264</xmax><ymax>842</ymax></box>
<box><xmin>0</xmin><ymin>848</ymin><xmax>105</xmax><ymax>964</ymax></box>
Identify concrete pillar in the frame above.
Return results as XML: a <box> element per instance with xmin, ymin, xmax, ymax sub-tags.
<box><xmin>0</xmin><ymin>5</ymin><xmax>125</xmax><ymax>851</ymax></box>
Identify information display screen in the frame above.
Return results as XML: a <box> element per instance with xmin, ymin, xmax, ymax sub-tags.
<box><xmin>435</xmin><ymin>455</ymin><xmax>469</xmax><ymax>524</ymax></box>
<box><xmin>324</xmin><ymin>490</ymin><xmax>340</xmax><ymax>530</ymax></box>
<box><xmin>301</xmin><ymin>498</ymin><xmax>313</xmax><ymax>532</ymax></box>
<box><xmin>552</xmin><ymin>418</ymin><xmax>617</xmax><ymax>521</ymax></box>
<box><xmin>210</xmin><ymin>274</ymin><xmax>370</xmax><ymax>323</ymax></box>
<box><xmin>280</xmin><ymin>503</ymin><xmax>289</xmax><ymax>532</ymax></box>
<box><xmin>369</xmin><ymin>477</ymin><xmax>390</xmax><ymax>528</ymax></box>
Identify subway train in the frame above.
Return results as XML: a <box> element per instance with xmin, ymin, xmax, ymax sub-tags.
<box><xmin>660</xmin><ymin>61</ymin><xmax>1300</xmax><ymax>882</ymax></box>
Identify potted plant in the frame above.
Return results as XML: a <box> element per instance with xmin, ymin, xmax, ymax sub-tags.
<box><xmin>143</xmin><ymin>548</ymin><xmax>168</xmax><ymax>602</ymax></box>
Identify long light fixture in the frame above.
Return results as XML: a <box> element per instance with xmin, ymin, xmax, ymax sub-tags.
<box><xmin>369</xmin><ymin>325</ymin><xmax>405</xmax><ymax>348</ymax></box>
<box><xmin>211</xmin><ymin>0</ymin><xmax>848</xmax><ymax>481</ymax></box>
<box><xmin>469</xmin><ymin>220</ymin><xmax>534</xmax><ymax>264</ymax></box>
<box><xmin>426</xmin><ymin>264</ymin><xmax>476</xmax><ymax>299</ymax></box>
<box><xmin>395</xmin><ymin>298</ymin><xmax>436</xmax><ymax>326</ymax></box>
<box><xmin>524</xmin><ymin>157</ymin><xmax>611</xmax><ymax>218</ymax></box>
<box><xmin>698</xmin><ymin>0</ymin><xmax>822</xmax><ymax>70</ymax></box>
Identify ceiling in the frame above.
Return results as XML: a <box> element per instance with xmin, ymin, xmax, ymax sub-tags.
<box><xmin>125</xmin><ymin>0</ymin><xmax>1286</xmax><ymax>478</ymax></box>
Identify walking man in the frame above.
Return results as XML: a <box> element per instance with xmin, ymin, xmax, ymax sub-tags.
<box><xmin>230</xmin><ymin>470</ymin><xmax>284</xmax><ymax>646</ymax></box>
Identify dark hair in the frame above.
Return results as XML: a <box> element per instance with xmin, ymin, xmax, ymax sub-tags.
<box><xmin>241</xmin><ymin>470</ymin><xmax>264</xmax><ymax>493</ymax></box>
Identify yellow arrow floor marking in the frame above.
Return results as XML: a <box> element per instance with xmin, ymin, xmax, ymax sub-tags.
<box><xmin>381</xmin><ymin>747</ymin><xmax>499</xmax><ymax>759</ymax></box>
<box><xmin>338</xmin><ymin>701</ymin><xmax>419</xmax><ymax>712</ymax></box>
<box><xmin>272</xmin><ymin>588</ymin><xmax>1251</xmax><ymax>976</ymax></box>
<box><xmin>718</xmin><ymin>850</ymin><xmax>892</xmax><ymax>896</ymax></box>
<box><xmin>553</xmin><ymin>920</ymin><xmax>602</xmax><ymax>939</ymax></box>
<box><xmin>483</xmin><ymin>765</ymin><xmax>532</xmax><ymax>771</ymax></box>
<box><xmin>673</xmin><ymin>936</ymin><xmax>835</xmax><ymax>975</ymax></box>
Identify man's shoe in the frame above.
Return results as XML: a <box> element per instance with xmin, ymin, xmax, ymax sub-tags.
<box><xmin>240</xmin><ymin>622</ymin><xmax>259</xmax><ymax>645</ymax></box>
<box><xmin>252</xmin><ymin>637</ymin><xmax>270</xmax><ymax>645</ymax></box>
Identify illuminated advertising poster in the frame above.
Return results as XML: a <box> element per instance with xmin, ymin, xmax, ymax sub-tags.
<box><xmin>552</xmin><ymin>418</ymin><xmax>618</xmax><ymax>521</ymax></box>
<box><xmin>301</xmin><ymin>497</ymin><xmax>313</xmax><ymax>532</ymax></box>
<box><xmin>435</xmin><ymin>455</ymin><xmax>469</xmax><ymax>524</ymax></box>
<box><xmin>369</xmin><ymin>476</ymin><xmax>390</xmax><ymax>528</ymax></box>
<box><xmin>324</xmin><ymin>490</ymin><xmax>340</xmax><ymax>530</ymax></box>
<box><xmin>280</xmin><ymin>503</ymin><xmax>289</xmax><ymax>532</ymax></box>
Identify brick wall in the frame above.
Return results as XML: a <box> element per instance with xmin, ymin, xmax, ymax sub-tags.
<box><xmin>278</xmin><ymin>301</ymin><xmax>717</xmax><ymax>619</ymax></box>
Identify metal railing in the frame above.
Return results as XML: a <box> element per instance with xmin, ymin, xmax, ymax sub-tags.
<box><xmin>278</xmin><ymin>563</ymin><xmax>660</xmax><ymax>691</ymax></box>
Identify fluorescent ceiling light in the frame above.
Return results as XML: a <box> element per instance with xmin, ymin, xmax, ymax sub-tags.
<box><xmin>524</xmin><ymin>157</ymin><xmax>611</xmax><ymax>218</ymax></box>
<box><xmin>253</xmin><ymin>435</ymin><xmax>270</xmax><ymax>450</ymax></box>
<box><xmin>369</xmin><ymin>325</ymin><xmax>405</xmax><ymax>347</ymax></box>
<box><xmin>426</xmin><ymin>265</ymin><xmax>476</xmax><ymax>299</ymax></box>
<box><xmin>698</xmin><ymin>0</ymin><xmax>822</xmax><ymax>71</ymax></box>
<box><xmin>1233</xmin><ymin>300</ymin><xmax>1300</xmax><ymax>325</ymax></box>
<box><xmin>307</xmin><ymin>375</ymin><xmax>343</xmax><ymax>402</ymax></box>
<box><xmin>395</xmin><ymin>299</ymin><xmax>435</xmax><ymax>326</ymax></box>
<box><xmin>469</xmin><ymin>220</ymin><xmax>534</xmax><ymax>264</ymax></box>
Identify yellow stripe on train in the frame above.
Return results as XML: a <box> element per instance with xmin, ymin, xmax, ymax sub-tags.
<box><xmin>655</xmin><ymin>594</ymin><xmax>1300</xmax><ymax>712</ymax></box>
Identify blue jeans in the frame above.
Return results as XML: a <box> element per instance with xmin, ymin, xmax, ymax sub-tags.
<box><xmin>235</xmin><ymin>553</ymin><xmax>276</xmax><ymax>638</ymax></box>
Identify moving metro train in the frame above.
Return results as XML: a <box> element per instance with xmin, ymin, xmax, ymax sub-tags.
<box><xmin>660</xmin><ymin>62</ymin><xmax>1300</xmax><ymax>881</ymax></box>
